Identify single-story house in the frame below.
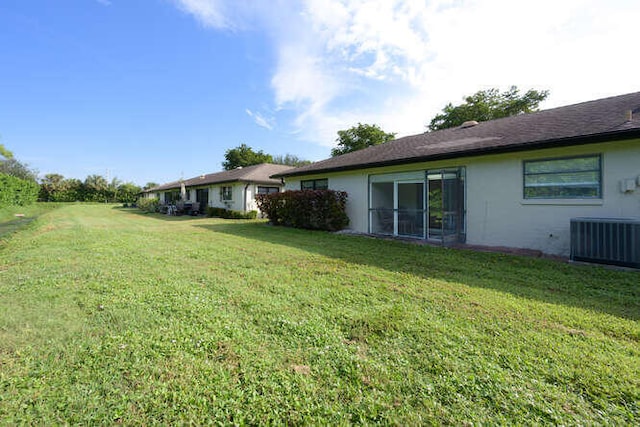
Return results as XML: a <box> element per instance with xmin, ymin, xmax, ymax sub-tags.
<box><xmin>144</xmin><ymin>163</ymin><xmax>293</xmax><ymax>213</ymax></box>
<box><xmin>273</xmin><ymin>92</ymin><xmax>640</xmax><ymax>259</ymax></box>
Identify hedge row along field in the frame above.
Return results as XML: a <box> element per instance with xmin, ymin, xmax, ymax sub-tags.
<box><xmin>0</xmin><ymin>173</ymin><xmax>39</xmax><ymax>207</ymax></box>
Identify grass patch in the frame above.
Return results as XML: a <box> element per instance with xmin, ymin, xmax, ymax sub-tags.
<box><xmin>0</xmin><ymin>203</ymin><xmax>60</xmax><ymax>241</ymax></box>
<box><xmin>0</xmin><ymin>205</ymin><xmax>638</xmax><ymax>424</ymax></box>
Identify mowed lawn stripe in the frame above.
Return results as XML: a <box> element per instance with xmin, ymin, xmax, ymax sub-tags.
<box><xmin>0</xmin><ymin>204</ymin><xmax>638</xmax><ymax>424</ymax></box>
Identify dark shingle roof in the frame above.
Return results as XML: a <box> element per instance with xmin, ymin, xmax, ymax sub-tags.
<box><xmin>149</xmin><ymin>163</ymin><xmax>293</xmax><ymax>192</ymax></box>
<box><xmin>274</xmin><ymin>92</ymin><xmax>640</xmax><ymax>178</ymax></box>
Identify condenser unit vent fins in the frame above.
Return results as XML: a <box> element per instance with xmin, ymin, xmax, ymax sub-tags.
<box><xmin>570</xmin><ymin>218</ymin><xmax>640</xmax><ymax>268</ymax></box>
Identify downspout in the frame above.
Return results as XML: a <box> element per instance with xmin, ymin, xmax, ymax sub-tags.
<box><xmin>244</xmin><ymin>182</ymin><xmax>251</xmax><ymax>212</ymax></box>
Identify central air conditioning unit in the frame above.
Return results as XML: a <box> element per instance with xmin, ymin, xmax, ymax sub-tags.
<box><xmin>570</xmin><ymin>218</ymin><xmax>640</xmax><ymax>268</ymax></box>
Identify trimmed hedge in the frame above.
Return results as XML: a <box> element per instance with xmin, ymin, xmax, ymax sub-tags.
<box><xmin>255</xmin><ymin>189</ymin><xmax>349</xmax><ymax>231</ymax></box>
<box><xmin>0</xmin><ymin>173</ymin><xmax>39</xmax><ymax>207</ymax></box>
<box><xmin>206</xmin><ymin>206</ymin><xmax>257</xmax><ymax>220</ymax></box>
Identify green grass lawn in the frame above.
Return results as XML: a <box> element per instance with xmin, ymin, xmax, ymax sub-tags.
<box><xmin>0</xmin><ymin>203</ymin><xmax>59</xmax><ymax>241</ymax></box>
<box><xmin>0</xmin><ymin>204</ymin><xmax>638</xmax><ymax>424</ymax></box>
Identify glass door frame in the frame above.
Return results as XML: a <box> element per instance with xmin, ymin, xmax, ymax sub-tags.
<box><xmin>426</xmin><ymin>168</ymin><xmax>466</xmax><ymax>243</ymax></box>
<box><xmin>368</xmin><ymin>168</ymin><xmax>465</xmax><ymax>243</ymax></box>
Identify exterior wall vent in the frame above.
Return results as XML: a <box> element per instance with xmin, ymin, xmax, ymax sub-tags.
<box><xmin>570</xmin><ymin>218</ymin><xmax>640</xmax><ymax>268</ymax></box>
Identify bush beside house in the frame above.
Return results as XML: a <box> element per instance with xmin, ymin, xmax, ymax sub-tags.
<box><xmin>206</xmin><ymin>206</ymin><xmax>257</xmax><ymax>219</ymax></box>
<box><xmin>256</xmin><ymin>190</ymin><xmax>349</xmax><ymax>232</ymax></box>
<box><xmin>136</xmin><ymin>197</ymin><xmax>159</xmax><ymax>213</ymax></box>
<box><xmin>0</xmin><ymin>173</ymin><xmax>39</xmax><ymax>206</ymax></box>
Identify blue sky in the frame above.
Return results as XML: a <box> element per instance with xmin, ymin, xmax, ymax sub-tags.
<box><xmin>2</xmin><ymin>0</ymin><xmax>639</xmax><ymax>186</ymax></box>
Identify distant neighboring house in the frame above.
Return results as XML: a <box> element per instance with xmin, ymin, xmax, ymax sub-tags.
<box><xmin>273</xmin><ymin>92</ymin><xmax>640</xmax><ymax>258</ymax></box>
<box><xmin>144</xmin><ymin>163</ymin><xmax>293</xmax><ymax>213</ymax></box>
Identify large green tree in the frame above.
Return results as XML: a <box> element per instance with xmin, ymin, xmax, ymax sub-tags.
<box><xmin>143</xmin><ymin>182</ymin><xmax>159</xmax><ymax>190</ymax></box>
<box><xmin>331</xmin><ymin>123</ymin><xmax>396</xmax><ymax>157</ymax></box>
<box><xmin>39</xmin><ymin>175</ymin><xmax>83</xmax><ymax>202</ymax></box>
<box><xmin>222</xmin><ymin>144</ymin><xmax>273</xmax><ymax>170</ymax></box>
<box><xmin>427</xmin><ymin>86</ymin><xmax>549</xmax><ymax>131</ymax></box>
<box><xmin>83</xmin><ymin>174</ymin><xmax>109</xmax><ymax>202</ymax></box>
<box><xmin>39</xmin><ymin>173</ymin><xmax>65</xmax><ymax>201</ymax></box>
<box><xmin>117</xmin><ymin>182</ymin><xmax>142</xmax><ymax>203</ymax></box>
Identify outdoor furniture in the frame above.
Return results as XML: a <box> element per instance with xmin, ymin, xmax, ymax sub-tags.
<box><xmin>375</xmin><ymin>209</ymin><xmax>394</xmax><ymax>234</ymax></box>
<box><xmin>190</xmin><ymin>202</ymin><xmax>200</xmax><ymax>216</ymax></box>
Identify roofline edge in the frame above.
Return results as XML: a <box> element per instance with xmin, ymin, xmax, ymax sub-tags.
<box><xmin>273</xmin><ymin>129</ymin><xmax>640</xmax><ymax>178</ymax></box>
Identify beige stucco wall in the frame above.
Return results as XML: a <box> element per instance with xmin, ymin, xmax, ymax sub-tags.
<box><xmin>205</xmin><ymin>183</ymin><xmax>242</xmax><ymax>210</ymax></box>
<box><xmin>284</xmin><ymin>139</ymin><xmax>640</xmax><ymax>256</ymax></box>
<box><xmin>198</xmin><ymin>183</ymin><xmax>281</xmax><ymax>212</ymax></box>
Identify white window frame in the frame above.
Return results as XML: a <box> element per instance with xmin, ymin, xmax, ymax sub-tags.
<box><xmin>523</xmin><ymin>154</ymin><xmax>602</xmax><ymax>199</ymax></box>
<box><xmin>220</xmin><ymin>186</ymin><xmax>233</xmax><ymax>201</ymax></box>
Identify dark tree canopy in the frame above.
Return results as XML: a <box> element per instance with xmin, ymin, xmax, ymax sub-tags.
<box><xmin>222</xmin><ymin>144</ymin><xmax>273</xmax><ymax>170</ymax></box>
<box><xmin>143</xmin><ymin>182</ymin><xmax>159</xmax><ymax>190</ymax></box>
<box><xmin>331</xmin><ymin>123</ymin><xmax>396</xmax><ymax>157</ymax></box>
<box><xmin>427</xmin><ymin>86</ymin><xmax>549</xmax><ymax>131</ymax></box>
<box><xmin>271</xmin><ymin>154</ymin><xmax>312</xmax><ymax>167</ymax></box>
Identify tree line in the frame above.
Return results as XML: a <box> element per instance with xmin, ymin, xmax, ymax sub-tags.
<box><xmin>1</xmin><ymin>142</ymin><xmax>157</xmax><ymax>205</ymax></box>
<box><xmin>38</xmin><ymin>174</ymin><xmax>149</xmax><ymax>203</ymax></box>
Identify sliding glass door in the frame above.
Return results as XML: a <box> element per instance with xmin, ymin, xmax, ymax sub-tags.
<box><xmin>397</xmin><ymin>181</ymin><xmax>424</xmax><ymax>238</ymax></box>
<box><xmin>196</xmin><ymin>188</ymin><xmax>209</xmax><ymax>209</ymax></box>
<box><xmin>370</xmin><ymin>181</ymin><xmax>395</xmax><ymax>234</ymax></box>
<box><xmin>369</xmin><ymin>168</ymin><xmax>465</xmax><ymax>243</ymax></box>
<box><xmin>427</xmin><ymin>168</ymin><xmax>465</xmax><ymax>243</ymax></box>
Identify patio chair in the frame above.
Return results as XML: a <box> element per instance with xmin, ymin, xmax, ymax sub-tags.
<box><xmin>190</xmin><ymin>202</ymin><xmax>200</xmax><ymax>216</ymax></box>
<box><xmin>376</xmin><ymin>209</ymin><xmax>394</xmax><ymax>234</ymax></box>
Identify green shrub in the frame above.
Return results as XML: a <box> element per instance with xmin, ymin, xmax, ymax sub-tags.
<box><xmin>0</xmin><ymin>173</ymin><xmax>39</xmax><ymax>207</ymax></box>
<box><xmin>255</xmin><ymin>190</ymin><xmax>349</xmax><ymax>231</ymax></box>
<box><xmin>225</xmin><ymin>209</ymin><xmax>257</xmax><ymax>219</ymax></box>
<box><xmin>206</xmin><ymin>206</ymin><xmax>257</xmax><ymax>219</ymax></box>
<box><xmin>206</xmin><ymin>206</ymin><xmax>227</xmax><ymax>218</ymax></box>
<box><xmin>137</xmin><ymin>197</ymin><xmax>159</xmax><ymax>213</ymax></box>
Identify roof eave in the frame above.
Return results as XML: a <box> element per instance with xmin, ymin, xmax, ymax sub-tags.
<box><xmin>156</xmin><ymin>178</ymin><xmax>283</xmax><ymax>190</ymax></box>
<box><xmin>275</xmin><ymin>129</ymin><xmax>640</xmax><ymax>178</ymax></box>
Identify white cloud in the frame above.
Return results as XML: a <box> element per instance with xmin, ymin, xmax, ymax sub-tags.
<box><xmin>171</xmin><ymin>0</ymin><xmax>236</xmax><ymax>29</ymax></box>
<box><xmin>173</xmin><ymin>0</ymin><xmax>640</xmax><ymax>148</ymax></box>
<box><xmin>245</xmin><ymin>109</ymin><xmax>274</xmax><ymax>130</ymax></box>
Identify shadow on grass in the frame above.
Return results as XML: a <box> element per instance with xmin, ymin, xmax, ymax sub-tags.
<box><xmin>114</xmin><ymin>208</ymin><xmax>211</xmax><ymax>222</ymax></box>
<box><xmin>0</xmin><ymin>217</ymin><xmax>36</xmax><ymax>239</ymax></box>
<box><xmin>194</xmin><ymin>221</ymin><xmax>640</xmax><ymax>321</ymax></box>
<box><xmin>0</xmin><ymin>203</ymin><xmax>61</xmax><ymax>241</ymax></box>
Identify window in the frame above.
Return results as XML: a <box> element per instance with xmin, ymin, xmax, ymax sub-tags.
<box><xmin>257</xmin><ymin>186</ymin><xmax>280</xmax><ymax>195</ymax></box>
<box><xmin>523</xmin><ymin>155</ymin><xmax>602</xmax><ymax>199</ymax></box>
<box><xmin>301</xmin><ymin>179</ymin><xmax>328</xmax><ymax>190</ymax></box>
<box><xmin>164</xmin><ymin>191</ymin><xmax>180</xmax><ymax>204</ymax></box>
<box><xmin>220</xmin><ymin>186</ymin><xmax>233</xmax><ymax>201</ymax></box>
